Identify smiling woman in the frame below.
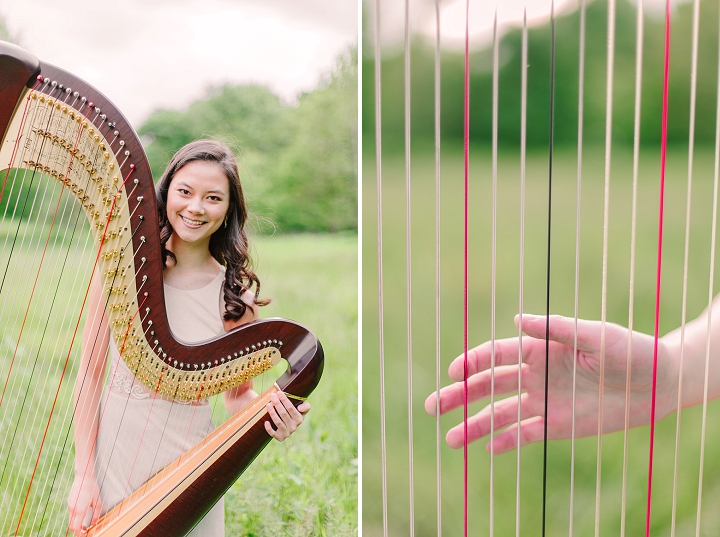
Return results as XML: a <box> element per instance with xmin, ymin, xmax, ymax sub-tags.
<box><xmin>0</xmin><ymin>43</ymin><xmax>330</xmax><ymax>536</ymax></box>
<box><xmin>66</xmin><ymin>139</ymin><xmax>313</xmax><ymax>536</ymax></box>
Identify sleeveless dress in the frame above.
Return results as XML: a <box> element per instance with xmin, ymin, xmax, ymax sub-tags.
<box><xmin>94</xmin><ymin>270</ymin><xmax>226</xmax><ymax>536</ymax></box>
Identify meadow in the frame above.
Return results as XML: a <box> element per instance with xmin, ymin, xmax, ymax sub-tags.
<box><xmin>0</xmin><ymin>226</ymin><xmax>357</xmax><ymax>536</ymax></box>
<box><xmin>362</xmin><ymin>145</ymin><xmax>720</xmax><ymax>536</ymax></box>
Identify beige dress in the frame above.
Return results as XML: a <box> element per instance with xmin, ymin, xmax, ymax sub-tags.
<box><xmin>95</xmin><ymin>270</ymin><xmax>226</xmax><ymax>536</ymax></box>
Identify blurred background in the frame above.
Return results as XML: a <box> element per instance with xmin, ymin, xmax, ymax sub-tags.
<box><xmin>0</xmin><ymin>2</ymin><xmax>358</xmax><ymax>535</ymax></box>
<box><xmin>363</xmin><ymin>0</ymin><xmax>720</xmax><ymax>535</ymax></box>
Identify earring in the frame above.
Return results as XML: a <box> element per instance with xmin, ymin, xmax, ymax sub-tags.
<box><xmin>224</xmin><ymin>215</ymin><xmax>228</xmax><ymax>228</ymax></box>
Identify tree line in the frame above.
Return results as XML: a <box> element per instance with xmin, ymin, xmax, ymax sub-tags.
<box><xmin>141</xmin><ymin>47</ymin><xmax>358</xmax><ymax>233</ymax></box>
<box><xmin>362</xmin><ymin>0</ymin><xmax>719</xmax><ymax>151</ymax></box>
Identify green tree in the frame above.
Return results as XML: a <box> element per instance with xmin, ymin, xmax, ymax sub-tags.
<box><xmin>138</xmin><ymin>46</ymin><xmax>358</xmax><ymax>233</ymax></box>
<box><xmin>362</xmin><ymin>0</ymin><xmax>719</xmax><ymax>151</ymax></box>
<box><xmin>260</xmin><ymin>47</ymin><xmax>358</xmax><ymax>232</ymax></box>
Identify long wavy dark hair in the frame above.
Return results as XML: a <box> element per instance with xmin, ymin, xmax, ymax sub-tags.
<box><xmin>156</xmin><ymin>139</ymin><xmax>269</xmax><ymax>321</ymax></box>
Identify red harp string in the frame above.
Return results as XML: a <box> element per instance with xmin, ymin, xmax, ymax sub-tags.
<box><xmin>368</xmin><ymin>0</ymin><xmax>720</xmax><ymax>536</ymax></box>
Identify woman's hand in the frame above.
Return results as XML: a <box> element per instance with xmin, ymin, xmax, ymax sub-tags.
<box><xmin>265</xmin><ymin>392</ymin><xmax>311</xmax><ymax>442</ymax></box>
<box><xmin>425</xmin><ymin>314</ymin><xmax>679</xmax><ymax>454</ymax></box>
<box><xmin>67</xmin><ymin>473</ymin><xmax>102</xmax><ymax>536</ymax></box>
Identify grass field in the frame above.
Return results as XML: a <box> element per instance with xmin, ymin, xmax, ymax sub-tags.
<box><xmin>0</xmin><ymin>226</ymin><xmax>357</xmax><ymax>536</ymax></box>
<box><xmin>362</xmin><ymin>145</ymin><xmax>720</xmax><ymax>536</ymax></box>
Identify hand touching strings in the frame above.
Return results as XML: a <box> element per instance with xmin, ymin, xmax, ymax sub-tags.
<box><xmin>426</xmin><ymin>313</ymin><xmax>685</xmax><ymax>454</ymax></box>
<box><xmin>265</xmin><ymin>392</ymin><xmax>311</xmax><ymax>442</ymax></box>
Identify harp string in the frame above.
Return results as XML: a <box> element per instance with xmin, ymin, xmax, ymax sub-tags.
<box><xmin>433</xmin><ymin>1</ymin><xmax>442</xmax><ymax>536</ymax></box>
<box><xmin>541</xmin><ymin>4</ymin><xmax>557</xmax><ymax>536</ymax></box>
<box><xmin>620</xmin><ymin>0</ymin><xmax>644</xmax><ymax>534</ymax></box>
<box><xmin>1</xmin><ymin>90</ymin><xmax>93</xmax><ymax>485</ymax></box>
<box><xmin>670</xmin><ymin>0</ymin><xmax>700</xmax><ymax>534</ymax></box>
<box><xmin>16</xmin><ymin>173</ymin><xmax>99</xmax><ymax>532</ymax></box>
<box><xmin>3</xmin><ymin>98</ymin><xmax>87</xmax><ymax>410</ymax></box>
<box><xmin>404</xmin><ymin>0</ymin><xmax>416</xmax><ymax>532</ymax></box>
<box><xmin>462</xmin><ymin>0</ymin><xmax>470</xmax><ymax>534</ymax></box>
<box><xmin>695</xmin><ymin>8</ymin><xmax>720</xmax><ymax>535</ymax></box>
<box><xmin>13</xmin><ymin>100</ymin><xmax>141</xmax><ymax>534</ymax></box>
<box><xmin>569</xmin><ymin>0</ymin><xmax>587</xmax><ymax>535</ymax></box>
<box><xmin>0</xmin><ymin>95</ymin><xmax>69</xmax><ymax>403</ymax></box>
<box><xmin>1</xmin><ymin>87</ymin><xmax>148</xmax><ymax>533</ymax></box>
<box><xmin>517</xmin><ymin>9</ymin><xmax>528</xmax><ymax>537</ymax></box>
<box><xmin>373</xmin><ymin>0</ymin><xmax>388</xmax><ymax>534</ymax></box>
<box><xmin>489</xmin><ymin>10</ymin><xmax>500</xmax><ymax>536</ymax></box>
<box><xmin>7</xmin><ymin>161</ymin><xmax>99</xmax><ymax>534</ymax></box>
<box><xmin>596</xmin><ymin>0</ymin><xmax>617</xmax><ymax>534</ymax></box>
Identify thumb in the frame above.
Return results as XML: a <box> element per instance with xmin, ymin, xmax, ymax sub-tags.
<box><xmin>515</xmin><ymin>314</ymin><xmax>603</xmax><ymax>353</ymax></box>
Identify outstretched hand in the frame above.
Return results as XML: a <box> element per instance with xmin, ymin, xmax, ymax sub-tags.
<box><xmin>425</xmin><ymin>314</ymin><xmax>678</xmax><ymax>454</ymax></box>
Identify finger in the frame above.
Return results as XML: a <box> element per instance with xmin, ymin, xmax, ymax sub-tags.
<box><xmin>426</xmin><ymin>365</ymin><xmax>526</xmax><ymax>416</ymax></box>
<box><xmin>265</xmin><ymin>419</ymin><xmax>283</xmax><ymax>441</ymax></box>
<box><xmin>270</xmin><ymin>393</ymin><xmax>295</xmax><ymax>425</ymax></box>
<box><xmin>90</xmin><ymin>501</ymin><xmax>102</xmax><ymax>526</ymax></box>
<box><xmin>266</xmin><ymin>401</ymin><xmax>286</xmax><ymax>429</ymax></box>
<box><xmin>489</xmin><ymin>416</ymin><xmax>546</xmax><ymax>454</ymax></box>
<box><xmin>297</xmin><ymin>402</ymin><xmax>311</xmax><ymax>414</ymax></box>
<box><xmin>276</xmin><ymin>392</ymin><xmax>303</xmax><ymax>422</ymax></box>
<box><xmin>445</xmin><ymin>394</ymin><xmax>531</xmax><ymax>449</ymax></box>
<box><xmin>516</xmin><ymin>314</ymin><xmax>614</xmax><ymax>353</ymax></box>
<box><xmin>448</xmin><ymin>336</ymin><xmax>544</xmax><ymax>382</ymax></box>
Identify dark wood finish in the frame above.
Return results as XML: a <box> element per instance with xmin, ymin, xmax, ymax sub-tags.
<box><xmin>0</xmin><ymin>41</ymin><xmax>40</xmax><ymax>154</ymax></box>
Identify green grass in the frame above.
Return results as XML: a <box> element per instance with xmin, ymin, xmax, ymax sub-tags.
<box><xmin>0</xmin><ymin>228</ymin><xmax>357</xmax><ymax>536</ymax></box>
<box><xmin>362</xmin><ymin>146</ymin><xmax>720</xmax><ymax>536</ymax></box>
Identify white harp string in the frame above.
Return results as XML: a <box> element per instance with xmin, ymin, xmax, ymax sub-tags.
<box><xmin>373</xmin><ymin>0</ymin><xmax>388</xmax><ymax>535</ymax></box>
<box><xmin>569</xmin><ymin>0</ymin><xmax>586</xmax><ymax>534</ymax></box>
<box><xmin>696</xmin><ymin>9</ymin><xmax>720</xmax><ymax>535</ymax></box>
<box><xmin>670</xmin><ymin>0</ymin><xmax>699</xmax><ymax>535</ymax></box>
<box><xmin>404</xmin><ymin>0</ymin><xmax>416</xmax><ymax>533</ymax></box>
<box><xmin>620</xmin><ymin>0</ymin><xmax>644</xmax><ymax>535</ymax></box>
<box><xmin>595</xmin><ymin>0</ymin><xmax>616</xmax><ymax>534</ymax></box>
<box><xmin>489</xmin><ymin>11</ymin><xmax>499</xmax><ymax>537</ymax></box>
<box><xmin>517</xmin><ymin>9</ymin><xmax>528</xmax><ymax>537</ymax></box>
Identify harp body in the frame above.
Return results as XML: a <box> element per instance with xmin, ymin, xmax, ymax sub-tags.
<box><xmin>0</xmin><ymin>41</ymin><xmax>323</xmax><ymax>536</ymax></box>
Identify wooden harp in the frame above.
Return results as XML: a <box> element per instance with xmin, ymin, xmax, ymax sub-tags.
<box><xmin>0</xmin><ymin>41</ymin><xmax>324</xmax><ymax>536</ymax></box>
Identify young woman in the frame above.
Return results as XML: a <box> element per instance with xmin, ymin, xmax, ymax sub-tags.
<box><xmin>67</xmin><ymin>140</ymin><xmax>310</xmax><ymax>536</ymax></box>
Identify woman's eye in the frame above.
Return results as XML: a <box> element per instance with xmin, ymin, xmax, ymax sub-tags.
<box><xmin>179</xmin><ymin>188</ymin><xmax>190</xmax><ymax>195</ymax></box>
<box><xmin>209</xmin><ymin>195</ymin><xmax>222</xmax><ymax>202</ymax></box>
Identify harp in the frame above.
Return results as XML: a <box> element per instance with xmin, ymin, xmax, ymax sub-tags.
<box><xmin>366</xmin><ymin>0</ymin><xmax>720</xmax><ymax>536</ymax></box>
<box><xmin>0</xmin><ymin>41</ymin><xmax>323</xmax><ymax>536</ymax></box>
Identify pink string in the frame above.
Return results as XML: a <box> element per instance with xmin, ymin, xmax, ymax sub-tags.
<box><xmin>646</xmin><ymin>0</ymin><xmax>671</xmax><ymax>535</ymax></box>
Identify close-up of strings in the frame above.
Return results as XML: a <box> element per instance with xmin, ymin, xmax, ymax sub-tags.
<box><xmin>364</xmin><ymin>0</ymin><xmax>720</xmax><ymax>535</ymax></box>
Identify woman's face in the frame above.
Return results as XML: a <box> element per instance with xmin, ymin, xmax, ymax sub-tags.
<box><xmin>165</xmin><ymin>160</ymin><xmax>231</xmax><ymax>248</ymax></box>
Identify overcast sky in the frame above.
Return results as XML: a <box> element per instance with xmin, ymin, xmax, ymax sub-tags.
<box><xmin>1</xmin><ymin>0</ymin><xmax>358</xmax><ymax>126</ymax></box>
